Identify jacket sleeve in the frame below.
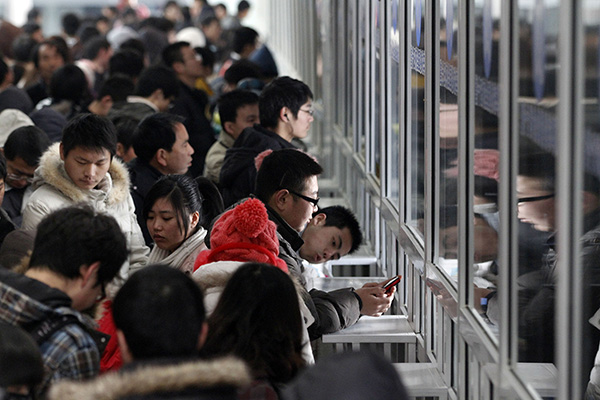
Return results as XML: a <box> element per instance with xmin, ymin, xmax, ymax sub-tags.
<box><xmin>125</xmin><ymin>194</ymin><xmax>149</xmax><ymax>276</ymax></box>
<box><xmin>21</xmin><ymin>196</ymin><xmax>53</xmax><ymax>231</ymax></box>
<box><xmin>306</xmin><ymin>287</ymin><xmax>361</xmax><ymax>340</ymax></box>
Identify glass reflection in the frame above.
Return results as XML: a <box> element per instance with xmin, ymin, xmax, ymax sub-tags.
<box><xmin>408</xmin><ymin>0</ymin><xmax>426</xmax><ymax>233</ymax></box>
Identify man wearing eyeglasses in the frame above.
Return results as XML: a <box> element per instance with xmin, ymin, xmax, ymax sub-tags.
<box><xmin>1</xmin><ymin>125</ymin><xmax>50</xmax><ymax>227</ymax></box>
<box><xmin>0</xmin><ymin>205</ymin><xmax>128</xmax><ymax>398</ymax></box>
<box><xmin>255</xmin><ymin>149</ymin><xmax>394</xmax><ymax>341</ymax></box>
<box><xmin>220</xmin><ymin>76</ymin><xmax>315</xmax><ymax>207</ymax></box>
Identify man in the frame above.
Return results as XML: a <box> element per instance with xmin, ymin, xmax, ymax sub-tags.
<box><xmin>47</xmin><ymin>265</ymin><xmax>250</xmax><ymax>399</ymax></box>
<box><xmin>1</xmin><ymin>125</ymin><xmax>51</xmax><ymax>227</ymax></box>
<box><xmin>0</xmin><ymin>58</ymin><xmax>33</xmax><ymax>114</ymax></box>
<box><xmin>26</xmin><ymin>38</ymin><xmax>69</xmax><ymax>107</ymax></box>
<box><xmin>0</xmin><ymin>205</ymin><xmax>128</xmax><ymax>397</ymax></box>
<box><xmin>220</xmin><ymin>76</ymin><xmax>314</xmax><ymax>206</ymax></box>
<box><xmin>109</xmin><ymin>64</ymin><xmax>178</xmax><ymax>121</ymax></box>
<box><xmin>129</xmin><ymin>113</ymin><xmax>194</xmax><ymax>245</ymax></box>
<box><xmin>162</xmin><ymin>41</ymin><xmax>215</xmax><ymax>178</ymax></box>
<box><xmin>218</xmin><ymin>26</ymin><xmax>259</xmax><ymax>77</ymax></box>
<box><xmin>300</xmin><ymin>205</ymin><xmax>363</xmax><ymax>264</ymax></box>
<box><xmin>203</xmin><ymin>89</ymin><xmax>259</xmax><ymax>183</ymax></box>
<box><xmin>22</xmin><ymin>113</ymin><xmax>149</xmax><ymax>292</ymax></box>
<box><xmin>255</xmin><ymin>148</ymin><xmax>393</xmax><ymax>340</ymax></box>
<box><xmin>75</xmin><ymin>37</ymin><xmax>113</xmax><ymax>98</ymax></box>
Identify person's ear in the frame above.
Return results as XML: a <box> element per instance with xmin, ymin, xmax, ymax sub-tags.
<box><xmin>156</xmin><ymin>148</ymin><xmax>169</xmax><ymax>168</ymax></box>
<box><xmin>59</xmin><ymin>143</ymin><xmax>65</xmax><ymax>161</ymax></box>
<box><xmin>172</xmin><ymin>60</ymin><xmax>185</xmax><ymax>75</ymax></box>
<box><xmin>311</xmin><ymin>213</ymin><xmax>326</xmax><ymax>226</ymax></box>
<box><xmin>189</xmin><ymin>211</ymin><xmax>200</xmax><ymax>231</ymax></box>
<box><xmin>223</xmin><ymin>121</ymin><xmax>235</xmax><ymax>136</ymax></box>
<box><xmin>79</xmin><ymin>261</ymin><xmax>101</xmax><ymax>289</ymax></box>
<box><xmin>279</xmin><ymin>107</ymin><xmax>290</xmax><ymax>122</ymax></box>
<box><xmin>197</xmin><ymin>321</ymin><xmax>209</xmax><ymax>350</ymax></box>
<box><xmin>272</xmin><ymin>189</ymin><xmax>289</xmax><ymax>212</ymax></box>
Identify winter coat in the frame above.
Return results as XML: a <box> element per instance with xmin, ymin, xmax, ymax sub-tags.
<box><xmin>128</xmin><ymin>158</ymin><xmax>164</xmax><ymax>246</ymax></box>
<box><xmin>193</xmin><ymin>260</ymin><xmax>315</xmax><ymax>365</ymax></box>
<box><xmin>48</xmin><ymin>357</ymin><xmax>252</xmax><ymax>400</ymax></box>
<box><xmin>203</xmin><ymin>130</ymin><xmax>235</xmax><ymax>184</ymax></box>
<box><xmin>219</xmin><ymin>125</ymin><xmax>296</xmax><ymax>207</ymax></box>
<box><xmin>0</xmin><ymin>268</ymin><xmax>106</xmax><ymax>398</ymax></box>
<box><xmin>22</xmin><ymin>143</ymin><xmax>149</xmax><ymax>296</ymax></box>
<box><xmin>265</xmin><ymin>205</ymin><xmax>362</xmax><ymax>341</ymax></box>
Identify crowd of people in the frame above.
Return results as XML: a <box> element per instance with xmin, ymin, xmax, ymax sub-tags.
<box><xmin>0</xmin><ymin>1</ymin><xmax>406</xmax><ymax>399</ymax></box>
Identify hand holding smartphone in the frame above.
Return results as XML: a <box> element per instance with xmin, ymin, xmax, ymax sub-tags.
<box><xmin>382</xmin><ymin>275</ymin><xmax>402</xmax><ymax>293</ymax></box>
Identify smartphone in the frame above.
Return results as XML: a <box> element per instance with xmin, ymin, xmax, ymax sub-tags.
<box><xmin>383</xmin><ymin>275</ymin><xmax>402</xmax><ymax>293</ymax></box>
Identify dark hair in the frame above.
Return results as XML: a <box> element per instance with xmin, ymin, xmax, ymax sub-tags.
<box><xmin>4</xmin><ymin>126</ymin><xmax>51</xmax><ymax>167</ymax></box>
<box><xmin>113</xmin><ymin>264</ymin><xmax>206</xmax><ymax>360</ymax></box>
<box><xmin>77</xmin><ymin>23</ymin><xmax>101</xmax><ymax>46</ymax></box>
<box><xmin>29</xmin><ymin>205</ymin><xmax>127</xmax><ymax>284</ymax></box>
<box><xmin>194</xmin><ymin>46</ymin><xmax>215</xmax><ymax>68</ymax></box>
<box><xmin>316</xmin><ymin>206</ymin><xmax>363</xmax><ymax>254</ymax></box>
<box><xmin>109</xmin><ymin>49</ymin><xmax>145</xmax><ymax>80</ymax></box>
<box><xmin>98</xmin><ymin>74</ymin><xmax>135</xmax><ymax>102</ymax></box>
<box><xmin>11</xmin><ymin>34</ymin><xmax>38</xmax><ymax>63</ymax></box>
<box><xmin>32</xmin><ymin>38</ymin><xmax>70</xmax><ymax>68</ymax></box>
<box><xmin>119</xmin><ymin>38</ymin><xmax>146</xmax><ymax>58</ymax></box>
<box><xmin>217</xmin><ymin>89</ymin><xmax>259</xmax><ymax>131</ymax></box>
<box><xmin>139</xmin><ymin>16</ymin><xmax>175</xmax><ymax>34</ymax></box>
<box><xmin>0</xmin><ymin>323</ymin><xmax>44</xmax><ymax>389</ymax></box>
<box><xmin>224</xmin><ymin>59</ymin><xmax>262</xmax><ymax>86</ymax></box>
<box><xmin>49</xmin><ymin>64</ymin><xmax>90</xmax><ymax>103</ymax></box>
<box><xmin>232</xmin><ymin>27</ymin><xmax>258</xmax><ymax>55</ymax></box>
<box><xmin>202</xmin><ymin>263</ymin><xmax>305</xmax><ymax>383</ymax></box>
<box><xmin>259</xmin><ymin>76</ymin><xmax>313</xmax><ymax>129</ymax></box>
<box><xmin>195</xmin><ymin>176</ymin><xmax>224</xmax><ymax>230</ymax></box>
<box><xmin>111</xmin><ymin>114</ymin><xmax>139</xmax><ymax>154</ymax></box>
<box><xmin>61</xmin><ymin>12</ymin><xmax>81</xmax><ymax>36</ymax></box>
<box><xmin>518</xmin><ymin>152</ymin><xmax>556</xmax><ymax>192</ymax></box>
<box><xmin>134</xmin><ymin>65</ymin><xmax>179</xmax><ymax>99</ymax></box>
<box><xmin>255</xmin><ymin>149</ymin><xmax>323</xmax><ymax>203</ymax></box>
<box><xmin>143</xmin><ymin>175</ymin><xmax>203</xmax><ymax>240</ymax></box>
<box><xmin>0</xmin><ymin>152</ymin><xmax>6</xmax><ymax>180</ymax></box>
<box><xmin>161</xmin><ymin>41</ymin><xmax>188</xmax><ymax>67</ymax></box>
<box><xmin>81</xmin><ymin>36</ymin><xmax>110</xmax><ymax>60</ymax></box>
<box><xmin>238</xmin><ymin>0</ymin><xmax>251</xmax><ymax>13</ymax></box>
<box><xmin>133</xmin><ymin>113</ymin><xmax>183</xmax><ymax>162</ymax></box>
<box><xmin>61</xmin><ymin>113</ymin><xmax>117</xmax><ymax>158</ymax></box>
<box><xmin>200</xmin><ymin>15</ymin><xmax>219</xmax><ymax>28</ymax></box>
<box><xmin>0</xmin><ymin>58</ymin><xmax>8</xmax><ymax>84</ymax></box>
<box><xmin>21</xmin><ymin>22</ymin><xmax>41</xmax><ymax>36</ymax></box>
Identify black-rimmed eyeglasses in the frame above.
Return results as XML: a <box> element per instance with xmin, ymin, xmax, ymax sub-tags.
<box><xmin>287</xmin><ymin>189</ymin><xmax>320</xmax><ymax>207</ymax></box>
<box><xmin>517</xmin><ymin>193</ymin><xmax>554</xmax><ymax>204</ymax></box>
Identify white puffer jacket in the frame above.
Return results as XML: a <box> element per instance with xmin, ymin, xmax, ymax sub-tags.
<box><xmin>22</xmin><ymin>143</ymin><xmax>149</xmax><ymax>296</ymax></box>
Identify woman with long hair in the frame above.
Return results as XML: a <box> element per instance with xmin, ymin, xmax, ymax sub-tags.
<box><xmin>201</xmin><ymin>262</ymin><xmax>306</xmax><ymax>399</ymax></box>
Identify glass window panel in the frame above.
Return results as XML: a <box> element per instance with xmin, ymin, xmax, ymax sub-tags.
<box><xmin>389</xmin><ymin>0</ymin><xmax>401</xmax><ymax>206</ymax></box>
<box><xmin>374</xmin><ymin>1</ymin><xmax>382</xmax><ymax>180</ymax></box>
<box><xmin>407</xmin><ymin>0</ymin><xmax>426</xmax><ymax>234</ymax></box>
<box><xmin>470</xmin><ymin>0</ymin><xmax>501</xmax><ymax>339</ymax></box>
<box><xmin>514</xmin><ymin>2</ymin><xmax>559</xmax><ymax>396</ymax></box>
<box><xmin>346</xmin><ymin>0</ymin><xmax>355</xmax><ymax>142</ymax></box>
<box><xmin>359</xmin><ymin>0</ymin><xmax>368</xmax><ymax>158</ymax></box>
<box><xmin>438</xmin><ymin>0</ymin><xmax>459</xmax><ymax>284</ymax></box>
<box><xmin>580</xmin><ymin>1</ymin><xmax>600</xmax><ymax>393</ymax></box>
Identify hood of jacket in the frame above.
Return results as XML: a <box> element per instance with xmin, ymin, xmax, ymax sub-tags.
<box><xmin>34</xmin><ymin>143</ymin><xmax>130</xmax><ymax>206</ymax></box>
<box><xmin>48</xmin><ymin>356</ymin><xmax>251</xmax><ymax>400</ymax></box>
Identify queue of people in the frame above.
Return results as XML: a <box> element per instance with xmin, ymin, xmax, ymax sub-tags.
<box><xmin>0</xmin><ymin>2</ymin><xmax>403</xmax><ymax>400</ymax></box>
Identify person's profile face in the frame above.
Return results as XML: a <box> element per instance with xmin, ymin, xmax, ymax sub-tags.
<box><xmin>516</xmin><ymin>175</ymin><xmax>555</xmax><ymax>232</ymax></box>
<box><xmin>38</xmin><ymin>44</ymin><xmax>65</xmax><ymax>82</ymax></box>
<box><xmin>164</xmin><ymin>122</ymin><xmax>194</xmax><ymax>175</ymax></box>
<box><xmin>289</xmin><ymin>100</ymin><xmax>314</xmax><ymax>140</ymax></box>
<box><xmin>284</xmin><ymin>175</ymin><xmax>319</xmax><ymax>232</ymax></box>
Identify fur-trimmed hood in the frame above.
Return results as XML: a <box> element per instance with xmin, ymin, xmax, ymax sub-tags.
<box><xmin>48</xmin><ymin>356</ymin><xmax>252</xmax><ymax>400</ymax></box>
<box><xmin>33</xmin><ymin>142</ymin><xmax>131</xmax><ymax>205</ymax></box>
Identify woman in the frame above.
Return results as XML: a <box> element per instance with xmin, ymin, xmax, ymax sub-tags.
<box><xmin>201</xmin><ymin>262</ymin><xmax>306</xmax><ymax>399</ymax></box>
<box><xmin>144</xmin><ymin>174</ymin><xmax>208</xmax><ymax>274</ymax></box>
